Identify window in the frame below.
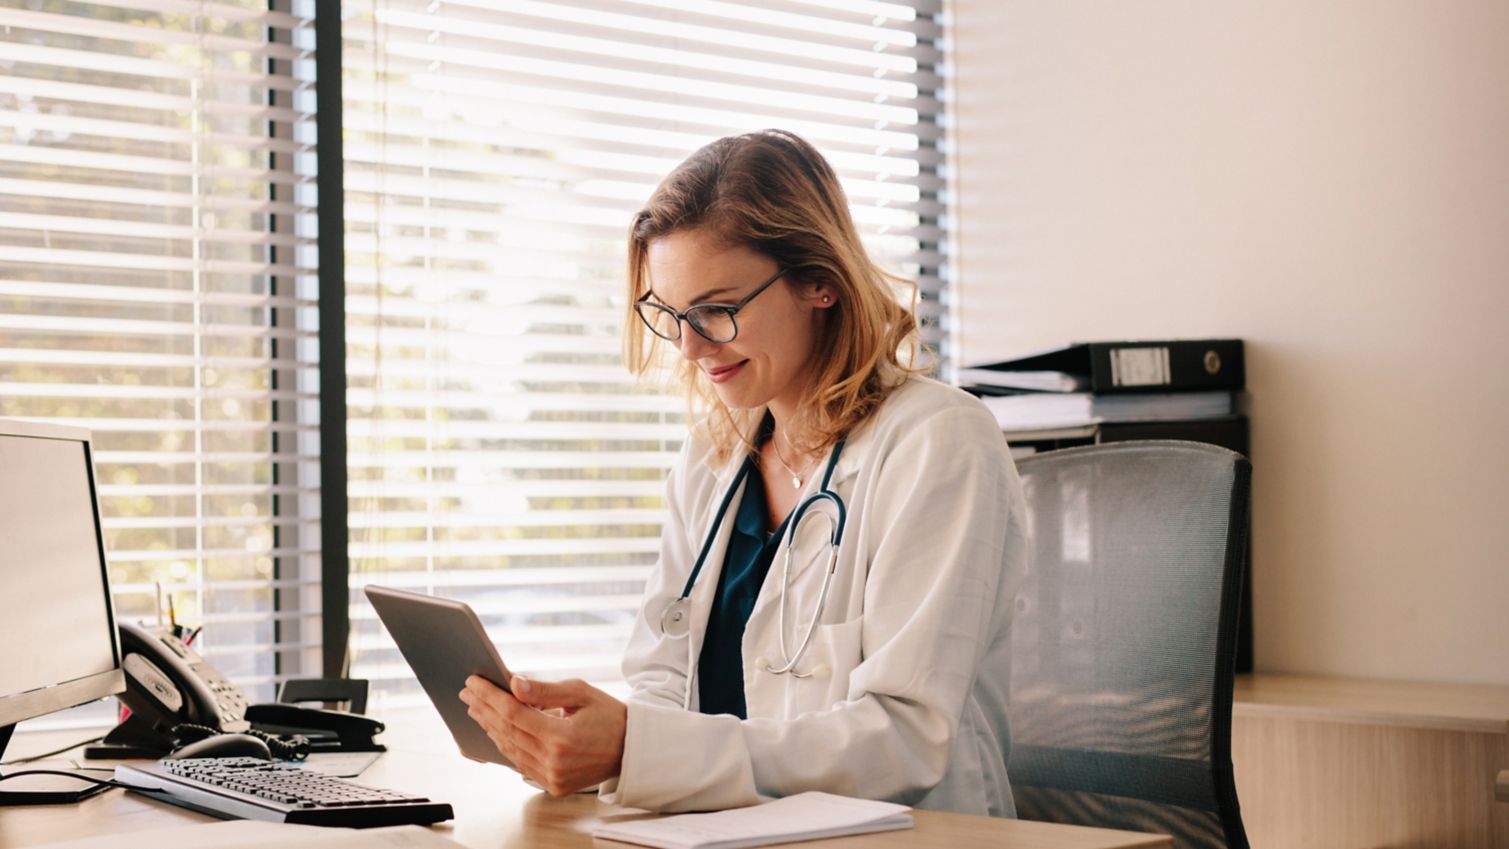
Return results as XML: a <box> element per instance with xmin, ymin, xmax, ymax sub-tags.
<box><xmin>340</xmin><ymin>0</ymin><xmax>948</xmax><ymax>705</ymax></box>
<box><xmin>0</xmin><ymin>1</ymin><xmax>950</xmax><ymax>716</ymax></box>
<box><xmin>0</xmin><ymin>1</ymin><xmax>320</xmax><ymax>706</ymax></box>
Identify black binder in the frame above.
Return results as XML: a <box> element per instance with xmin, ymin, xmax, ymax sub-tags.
<box><xmin>967</xmin><ymin>339</ymin><xmax>1245</xmax><ymax>394</ymax></box>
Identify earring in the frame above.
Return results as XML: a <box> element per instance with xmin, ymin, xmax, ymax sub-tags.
<box><xmin>821</xmin><ymin>295</ymin><xmax>831</xmax><ymax>304</ymax></box>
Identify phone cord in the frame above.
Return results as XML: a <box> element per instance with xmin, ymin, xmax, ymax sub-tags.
<box><xmin>171</xmin><ymin>723</ymin><xmax>312</xmax><ymax>761</ymax></box>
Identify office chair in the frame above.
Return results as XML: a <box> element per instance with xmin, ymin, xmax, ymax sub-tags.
<box><xmin>1009</xmin><ymin>440</ymin><xmax>1250</xmax><ymax>849</ymax></box>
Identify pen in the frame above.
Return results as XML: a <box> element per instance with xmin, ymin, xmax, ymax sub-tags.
<box><xmin>168</xmin><ymin>592</ymin><xmax>178</xmax><ymax>637</ymax></box>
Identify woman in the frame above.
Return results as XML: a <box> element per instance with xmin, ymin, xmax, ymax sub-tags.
<box><xmin>459</xmin><ymin>129</ymin><xmax>1027</xmax><ymax>816</ymax></box>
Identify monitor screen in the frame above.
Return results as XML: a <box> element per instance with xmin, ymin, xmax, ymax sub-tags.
<box><xmin>0</xmin><ymin>423</ymin><xmax>122</xmax><ymax>729</ymax></box>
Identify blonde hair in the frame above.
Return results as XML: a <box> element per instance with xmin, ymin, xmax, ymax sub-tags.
<box><xmin>623</xmin><ymin>130</ymin><xmax>923</xmax><ymax>463</ymax></box>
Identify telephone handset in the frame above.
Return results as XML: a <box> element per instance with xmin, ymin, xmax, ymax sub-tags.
<box><xmin>84</xmin><ymin>622</ymin><xmax>384</xmax><ymax>760</ymax></box>
<box><xmin>118</xmin><ymin>622</ymin><xmax>251</xmax><ymax>735</ymax></box>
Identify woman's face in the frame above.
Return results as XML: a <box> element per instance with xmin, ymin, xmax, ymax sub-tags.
<box><xmin>645</xmin><ymin>228</ymin><xmax>834</xmax><ymax>415</ymax></box>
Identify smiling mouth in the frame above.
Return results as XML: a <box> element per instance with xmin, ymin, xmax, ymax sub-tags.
<box><xmin>706</xmin><ymin>360</ymin><xmax>748</xmax><ymax>382</ymax></box>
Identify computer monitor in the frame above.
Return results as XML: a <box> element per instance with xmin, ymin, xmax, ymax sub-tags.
<box><xmin>0</xmin><ymin>420</ymin><xmax>125</xmax><ymax>804</ymax></box>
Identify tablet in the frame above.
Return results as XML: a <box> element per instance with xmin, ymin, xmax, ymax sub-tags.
<box><xmin>364</xmin><ymin>585</ymin><xmax>515</xmax><ymax>767</ymax></box>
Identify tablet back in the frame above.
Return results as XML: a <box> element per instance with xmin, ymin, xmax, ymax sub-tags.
<box><xmin>364</xmin><ymin>585</ymin><xmax>514</xmax><ymax>767</ymax></box>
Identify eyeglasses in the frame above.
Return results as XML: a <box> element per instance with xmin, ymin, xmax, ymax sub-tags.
<box><xmin>635</xmin><ymin>267</ymin><xmax>787</xmax><ymax>344</ymax></box>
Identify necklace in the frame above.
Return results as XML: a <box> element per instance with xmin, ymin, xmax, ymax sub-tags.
<box><xmin>769</xmin><ymin>435</ymin><xmax>809</xmax><ymax>490</ymax></box>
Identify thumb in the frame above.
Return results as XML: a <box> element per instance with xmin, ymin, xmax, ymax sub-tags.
<box><xmin>511</xmin><ymin>674</ymin><xmax>588</xmax><ymax>710</ymax></box>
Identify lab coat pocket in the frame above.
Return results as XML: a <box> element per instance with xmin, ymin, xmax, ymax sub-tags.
<box><xmin>777</xmin><ymin>615</ymin><xmax>863</xmax><ymax>720</ymax></box>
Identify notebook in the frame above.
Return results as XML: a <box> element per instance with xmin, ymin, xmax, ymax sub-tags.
<box><xmin>592</xmin><ymin>792</ymin><xmax>913</xmax><ymax>849</ymax></box>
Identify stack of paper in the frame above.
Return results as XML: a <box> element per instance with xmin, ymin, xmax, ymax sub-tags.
<box><xmin>979</xmin><ymin>389</ymin><xmax>1235</xmax><ymax>431</ymax></box>
<box><xmin>957</xmin><ymin>367</ymin><xmax>1088</xmax><ymax>393</ymax></box>
<box><xmin>593</xmin><ymin>792</ymin><xmax>912</xmax><ymax>849</ymax></box>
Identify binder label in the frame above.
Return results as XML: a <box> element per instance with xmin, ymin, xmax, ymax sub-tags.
<box><xmin>1109</xmin><ymin>347</ymin><xmax>1171</xmax><ymax>387</ymax></box>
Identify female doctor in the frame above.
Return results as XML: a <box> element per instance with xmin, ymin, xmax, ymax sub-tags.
<box><xmin>459</xmin><ymin>129</ymin><xmax>1027</xmax><ymax>816</ymax></box>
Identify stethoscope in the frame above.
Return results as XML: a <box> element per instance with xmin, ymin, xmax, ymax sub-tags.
<box><xmin>658</xmin><ymin>437</ymin><xmax>847</xmax><ymax>680</ymax></box>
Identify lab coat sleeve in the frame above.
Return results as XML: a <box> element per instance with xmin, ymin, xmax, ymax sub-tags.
<box><xmin>594</xmin><ymin>438</ymin><xmax>704</xmax><ymax>803</ymax></box>
<box><xmin>619</xmin><ymin>437</ymin><xmax>701</xmax><ymax>710</ymax></box>
<box><xmin>605</xmin><ymin>405</ymin><xmax>1015</xmax><ymax>812</ymax></box>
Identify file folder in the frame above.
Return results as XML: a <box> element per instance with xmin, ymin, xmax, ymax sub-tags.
<box><xmin>966</xmin><ymin>339</ymin><xmax>1245</xmax><ymax>394</ymax></box>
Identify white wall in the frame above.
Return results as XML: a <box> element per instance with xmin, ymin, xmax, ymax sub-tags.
<box><xmin>948</xmin><ymin>1</ymin><xmax>1509</xmax><ymax>685</ymax></box>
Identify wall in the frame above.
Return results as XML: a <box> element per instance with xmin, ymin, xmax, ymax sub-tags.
<box><xmin>947</xmin><ymin>1</ymin><xmax>1509</xmax><ymax>685</ymax></box>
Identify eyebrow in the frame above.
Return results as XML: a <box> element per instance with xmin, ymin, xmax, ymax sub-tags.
<box><xmin>648</xmin><ymin>285</ymin><xmax>738</xmax><ymax>307</ymax></box>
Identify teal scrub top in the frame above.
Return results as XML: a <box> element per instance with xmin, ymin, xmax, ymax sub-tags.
<box><xmin>697</xmin><ymin>456</ymin><xmax>791</xmax><ymax>719</ymax></box>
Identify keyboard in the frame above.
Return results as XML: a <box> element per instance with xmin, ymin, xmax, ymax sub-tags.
<box><xmin>114</xmin><ymin>758</ymin><xmax>454</xmax><ymax>828</ymax></box>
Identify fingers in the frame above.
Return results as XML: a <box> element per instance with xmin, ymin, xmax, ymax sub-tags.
<box><xmin>459</xmin><ymin>685</ymin><xmax>549</xmax><ymax>784</ymax></box>
<box><xmin>458</xmin><ymin>675</ymin><xmax>624</xmax><ymax>796</ymax></box>
<box><xmin>510</xmin><ymin>674</ymin><xmax>592</xmax><ymax>711</ymax></box>
<box><xmin>460</xmin><ymin>680</ymin><xmax>548</xmax><ymax>748</ymax></box>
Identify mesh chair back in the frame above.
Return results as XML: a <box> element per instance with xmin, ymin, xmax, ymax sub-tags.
<box><xmin>1010</xmin><ymin>440</ymin><xmax>1250</xmax><ymax>849</ymax></box>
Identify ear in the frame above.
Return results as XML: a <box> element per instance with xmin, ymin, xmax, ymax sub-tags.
<box><xmin>807</xmin><ymin>282</ymin><xmax>838</xmax><ymax>310</ymax></box>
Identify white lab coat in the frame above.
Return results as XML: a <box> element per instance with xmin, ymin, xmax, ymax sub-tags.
<box><xmin>597</xmin><ymin>376</ymin><xmax>1028</xmax><ymax>815</ymax></box>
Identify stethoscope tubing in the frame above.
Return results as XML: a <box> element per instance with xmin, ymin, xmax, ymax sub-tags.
<box><xmin>659</xmin><ymin>438</ymin><xmax>847</xmax><ymax>680</ymax></box>
<box><xmin>678</xmin><ymin>460</ymin><xmax>753</xmax><ymax>601</ymax></box>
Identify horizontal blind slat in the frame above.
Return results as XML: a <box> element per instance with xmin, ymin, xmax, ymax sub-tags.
<box><xmin>0</xmin><ymin>282</ymin><xmax>317</xmax><ymax>310</ymax></box>
<box><xmin>0</xmin><ymin>110</ymin><xmax>313</xmax><ymax>154</ymax></box>
<box><xmin>0</xmin><ymin>42</ymin><xmax>307</xmax><ymax>91</ymax></box>
<box><xmin>0</xmin><ymin>179</ymin><xmax>312</xmax><ymax>215</ymax></box>
<box><xmin>0</xmin><ymin>7</ymin><xmax>308</xmax><ymax>61</ymax></box>
<box><xmin>0</xmin><ymin>141</ymin><xmax>311</xmax><ymax>184</ymax></box>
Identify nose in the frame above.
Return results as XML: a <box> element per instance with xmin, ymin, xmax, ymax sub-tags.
<box><xmin>676</xmin><ymin>323</ymin><xmax>718</xmax><ymax>360</ymax></box>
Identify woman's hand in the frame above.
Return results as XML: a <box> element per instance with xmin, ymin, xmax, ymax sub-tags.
<box><xmin>458</xmin><ymin>674</ymin><xmax>627</xmax><ymax>797</ymax></box>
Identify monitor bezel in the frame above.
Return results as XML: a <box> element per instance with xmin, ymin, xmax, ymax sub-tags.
<box><xmin>0</xmin><ymin>420</ymin><xmax>125</xmax><ymax>728</ymax></box>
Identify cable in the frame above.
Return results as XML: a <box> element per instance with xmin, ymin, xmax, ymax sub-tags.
<box><xmin>0</xmin><ymin>735</ymin><xmax>106</xmax><ymax>766</ymax></box>
<box><xmin>0</xmin><ymin>769</ymin><xmax>152</xmax><ymax>793</ymax></box>
<box><xmin>171</xmin><ymin>723</ymin><xmax>311</xmax><ymax>761</ymax></box>
<box><xmin>252</xmin><ymin>729</ymin><xmax>310</xmax><ymax>761</ymax></box>
<box><xmin>3</xmin><ymin>722</ymin><xmax>312</xmax><ymax>772</ymax></box>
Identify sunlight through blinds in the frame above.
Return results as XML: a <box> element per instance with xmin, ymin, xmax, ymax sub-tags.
<box><xmin>0</xmin><ymin>0</ymin><xmax>321</xmax><ymax>703</ymax></box>
<box><xmin>342</xmin><ymin>0</ymin><xmax>948</xmax><ymax>705</ymax></box>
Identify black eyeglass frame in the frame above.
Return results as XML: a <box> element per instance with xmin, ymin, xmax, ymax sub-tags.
<box><xmin>634</xmin><ymin>267</ymin><xmax>788</xmax><ymax>344</ymax></box>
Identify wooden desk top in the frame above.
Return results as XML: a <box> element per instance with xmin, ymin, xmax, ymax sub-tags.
<box><xmin>1</xmin><ymin>720</ymin><xmax>1171</xmax><ymax>849</ymax></box>
<box><xmin>1233</xmin><ymin>672</ymin><xmax>1509</xmax><ymax>734</ymax></box>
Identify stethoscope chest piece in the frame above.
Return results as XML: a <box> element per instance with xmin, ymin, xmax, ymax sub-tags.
<box><xmin>660</xmin><ymin>598</ymin><xmax>692</xmax><ymax>639</ymax></box>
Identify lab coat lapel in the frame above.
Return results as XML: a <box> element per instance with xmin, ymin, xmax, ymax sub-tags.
<box><xmin>826</xmin><ymin>424</ymin><xmax>872</xmax><ymax>490</ymax></box>
<box><xmin>682</xmin><ymin>446</ymin><xmax>750</xmax><ymax>707</ymax></box>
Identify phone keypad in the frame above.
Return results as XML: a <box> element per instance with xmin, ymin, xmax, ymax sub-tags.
<box><xmin>204</xmin><ymin>673</ymin><xmax>248</xmax><ymax>723</ymax></box>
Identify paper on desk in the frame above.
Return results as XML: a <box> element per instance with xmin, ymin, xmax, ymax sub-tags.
<box><xmin>27</xmin><ymin>820</ymin><xmax>464</xmax><ymax>849</ymax></box>
<box><xmin>298</xmin><ymin>750</ymin><xmax>385</xmax><ymax>778</ymax></box>
<box><xmin>592</xmin><ymin>791</ymin><xmax>913</xmax><ymax>849</ymax></box>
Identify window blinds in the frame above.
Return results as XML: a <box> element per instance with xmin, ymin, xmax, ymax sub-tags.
<box><xmin>0</xmin><ymin>1</ymin><xmax>320</xmax><ymax>702</ymax></box>
<box><xmin>342</xmin><ymin>0</ymin><xmax>948</xmax><ymax>705</ymax></box>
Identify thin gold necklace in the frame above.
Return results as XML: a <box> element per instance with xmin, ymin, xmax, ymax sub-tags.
<box><xmin>770</xmin><ymin>435</ymin><xmax>810</xmax><ymax>490</ymax></box>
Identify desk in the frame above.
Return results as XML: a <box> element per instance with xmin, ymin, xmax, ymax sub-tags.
<box><xmin>1231</xmin><ymin>673</ymin><xmax>1509</xmax><ymax>849</ymax></box>
<box><xmin>1</xmin><ymin>717</ymin><xmax>1171</xmax><ymax>849</ymax></box>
